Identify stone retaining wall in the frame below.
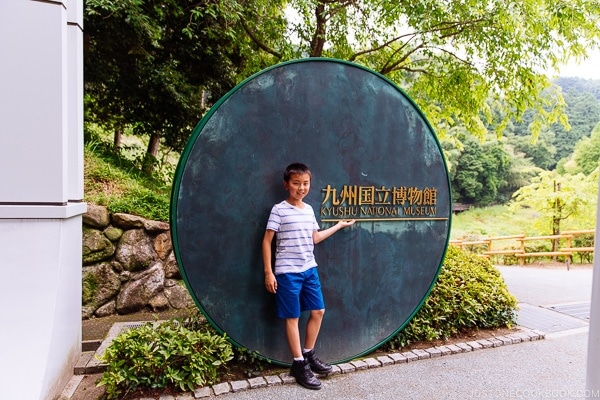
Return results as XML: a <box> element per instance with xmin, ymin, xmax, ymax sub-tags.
<box><xmin>82</xmin><ymin>204</ymin><xmax>194</xmax><ymax>319</ymax></box>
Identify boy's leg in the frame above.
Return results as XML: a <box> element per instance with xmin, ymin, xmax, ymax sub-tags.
<box><xmin>303</xmin><ymin>310</ymin><xmax>332</xmax><ymax>374</ymax></box>
<box><xmin>285</xmin><ymin>318</ymin><xmax>303</xmax><ymax>359</ymax></box>
<box><xmin>304</xmin><ymin>309</ymin><xmax>325</xmax><ymax>350</ymax></box>
<box><xmin>299</xmin><ymin>268</ymin><xmax>332</xmax><ymax>374</ymax></box>
<box><xmin>277</xmin><ymin>273</ymin><xmax>322</xmax><ymax>391</ymax></box>
<box><xmin>286</xmin><ymin>317</ymin><xmax>322</xmax><ymax>390</ymax></box>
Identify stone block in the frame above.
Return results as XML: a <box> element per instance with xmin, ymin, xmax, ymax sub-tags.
<box><xmin>264</xmin><ymin>375</ymin><xmax>282</xmax><ymax>386</ymax></box>
<box><xmin>377</xmin><ymin>355</ymin><xmax>395</xmax><ymax>366</ymax></box>
<box><xmin>211</xmin><ymin>382</ymin><xmax>230</xmax><ymax>396</ymax></box>
<box><xmin>328</xmin><ymin>364</ymin><xmax>342</xmax><ymax>375</ymax></box>
<box><xmin>477</xmin><ymin>339</ymin><xmax>494</xmax><ymax>349</ymax></box>
<box><xmin>337</xmin><ymin>363</ymin><xmax>356</xmax><ymax>373</ymax></box>
<box><xmin>388</xmin><ymin>353</ymin><xmax>408</xmax><ymax>363</ymax></box>
<box><xmin>230</xmin><ymin>380</ymin><xmax>249</xmax><ymax>392</ymax></box>
<box><xmin>364</xmin><ymin>357</ymin><xmax>381</xmax><ymax>368</ymax></box>
<box><xmin>279</xmin><ymin>372</ymin><xmax>296</xmax><ymax>384</ymax></box>
<box><xmin>515</xmin><ymin>332</ymin><xmax>531</xmax><ymax>342</ymax></box>
<box><xmin>411</xmin><ymin>349</ymin><xmax>431</xmax><ymax>360</ymax></box>
<box><xmin>401</xmin><ymin>351</ymin><xmax>419</xmax><ymax>362</ymax></box>
<box><xmin>466</xmin><ymin>341</ymin><xmax>482</xmax><ymax>350</ymax></box>
<box><xmin>506</xmin><ymin>334</ymin><xmax>522</xmax><ymax>344</ymax></box>
<box><xmin>425</xmin><ymin>347</ymin><xmax>442</xmax><ymax>357</ymax></box>
<box><xmin>350</xmin><ymin>360</ymin><xmax>368</xmax><ymax>370</ymax></box>
<box><xmin>456</xmin><ymin>343</ymin><xmax>472</xmax><ymax>352</ymax></box>
<box><xmin>248</xmin><ymin>377</ymin><xmax>267</xmax><ymax>389</ymax></box>
<box><xmin>446</xmin><ymin>344</ymin><xmax>463</xmax><ymax>354</ymax></box>
<box><xmin>193</xmin><ymin>386</ymin><xmax>211</xmax><ymax>398</ymax></box>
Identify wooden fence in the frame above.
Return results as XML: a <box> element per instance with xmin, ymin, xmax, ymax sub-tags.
<box><xmin>450</xmin><ymin>230</ymin><xmax>595</xmax><ymax>266</ymax></box>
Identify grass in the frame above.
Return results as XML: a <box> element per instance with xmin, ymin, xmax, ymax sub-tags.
<box><xmin>84</xmin><ymin>140</ymin><xmax>172</xmax><ymax>221</ymax></box>
<box><xmin>450</xmin><ymin>205</ymin><xmax>542</xmax><ymax>240</ymax></box>
<box><xmin>451</xmin><ymin>203</ymin><xmax>596</xmax><ymax>242</ymax></box>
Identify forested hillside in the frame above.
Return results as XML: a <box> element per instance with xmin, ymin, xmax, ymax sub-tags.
<box><xmin>449</xmin><ymin>77</ymin><xmax>600</xmax><ymax>208</ymax></box>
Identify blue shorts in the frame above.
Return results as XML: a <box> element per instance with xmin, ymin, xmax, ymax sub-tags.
<box><xmin>275</xmin><ymin>267</ymin><xmax>325</xmax><ymax>319</ymax></box>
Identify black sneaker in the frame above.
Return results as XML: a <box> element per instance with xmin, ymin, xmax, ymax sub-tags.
<box><xmin>290</xmin><ymin>359</ymin><xmax>322</xmax><ymax>390</ymax></box>
<box><xmin>303</xmin><ymin>349</ymin><xmax>333</xmax><ymax>375</ymax></box>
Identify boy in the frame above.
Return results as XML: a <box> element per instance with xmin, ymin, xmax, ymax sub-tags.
<box><xmin>262</xmin><ymin>163</ymin><xmax>355</xmax><ymax>390</ymax></box>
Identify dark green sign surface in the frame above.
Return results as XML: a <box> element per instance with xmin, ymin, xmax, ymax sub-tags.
<box><xmin>171</xmin><ymin>59</ymin><xmax>451</xmax><ymax>365</ymax></box>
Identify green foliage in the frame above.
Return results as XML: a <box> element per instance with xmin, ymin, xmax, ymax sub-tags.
<box><xmin>233</xmin><ymin>347</ymin><xmax>271</xmax><ymax>378</ymax></box>
<box><xmin>98</xmin><ymin>320</ymin><xmax>234</xmax><ymax>399</ymax></box>
<box><xmin>552</xmin><ymin>79</ymin><xmax>600</xmax><ymax>162</ymax></box>
<box><xmin>84</xmin><ymin>137</ymin><xmax>171</xmax><ymax>221</ymax></box>
<box><xmin>512</xmin><ymin>84</ymin><xmax>600</xmax><ymax>166</ymax></box>
<box><xmin>510</xmin><ymin>170</ymin><xmax>598</xmax><ymax>235</ymax></box>
<box><xmin>572</xmin><ymin>122</ymin><xmax>600</xmax><ymax>175</ymax></box>
<box><xmin>222</xmin><ymin>0</ymin><xmax>600</xmax><ymax>142</ymax></box>
<box><xmin>450</xmin><ymin>136</ymin><xmax>513</xmax><ymax>205</ymax></box>
<box><xmin>508</xmin><ymin>133</ymin><xmax>557</xmax><ymax>170</ymax></box>
<box><xmin>388</xmin><ymin>246</ymin><xmax>517</xmax><ymax>348</ymax></box>
<box><xmin>85</xmin><ymin>0</ymin><xmax>242</xmax><ymax>162</ymax></box>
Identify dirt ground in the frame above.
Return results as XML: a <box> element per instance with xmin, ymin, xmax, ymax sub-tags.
<box><xmin>82</xmin><ymin>308</ymin><xmax>192</xmax><ymax>342</ymax></box>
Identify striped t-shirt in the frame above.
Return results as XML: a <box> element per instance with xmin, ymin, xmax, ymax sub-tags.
<box><xmin>266</xmin><ymin>201</ymin><xmax>320</xmax><ymax>275</ymax></box>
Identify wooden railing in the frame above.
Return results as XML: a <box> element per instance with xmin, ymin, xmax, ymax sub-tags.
<box><xmin>450</xmin><ymin>230</ymin><xmax>595</xmax><ymax>266</ymax></box>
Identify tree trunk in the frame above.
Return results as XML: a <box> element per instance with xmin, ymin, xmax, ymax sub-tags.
<box><xmin>552</xmin><ymin>181</ymin><xmax>562</xmax><ymax>254</ymax></box>
<box><xmin>113</xmin><ymin>128</ymin><xmax>123</xmax><ymax>153</ymax></box>
<box><xmin>310</xmin><ymin>3</ymin><xmax>327</xmax><ymax>57</ymax></box>
<box><xmin>143</xmin><ymin>134</ymin><xmax>160</xmax><ymax>174</ymax></box>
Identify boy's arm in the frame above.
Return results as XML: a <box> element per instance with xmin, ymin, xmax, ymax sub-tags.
<box><xmin>313</xmin><ymin>219</ymin><xmax>355</xmax><ymax>244</ymax></box>
<box><xmin>262</xmin><ymin>229</ymin><xmax>277</xmax><ymax>293</ymax></box>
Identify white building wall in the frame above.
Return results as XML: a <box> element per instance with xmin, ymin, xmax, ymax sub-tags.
<box><xmin>0</xmin><ymin>1</ymin><xmax>85</xmax><ymax>399</ymax></box>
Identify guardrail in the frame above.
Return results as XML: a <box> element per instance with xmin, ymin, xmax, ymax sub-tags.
<box><xmin>450</xmin><ymin>230</ymin><xmax>595</xmax><ymax>266</ymax></box>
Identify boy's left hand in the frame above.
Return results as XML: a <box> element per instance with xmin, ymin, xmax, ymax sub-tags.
<box><xmin>337</xmin><ymin>219</ymin><xmax>356</xmax><ymax>227</ymax></box>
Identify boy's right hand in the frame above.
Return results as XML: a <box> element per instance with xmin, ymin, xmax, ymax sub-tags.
<box><xmin>265</xmin><ymin>272</ymin><xmax>277</xmax><ymax>293</ymax></box>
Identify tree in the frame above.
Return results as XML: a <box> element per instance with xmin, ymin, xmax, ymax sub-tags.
<box><xmin>85</xmin><ymin>0</ymin><xmax>242</xmax><ymax>172</ymax></box>
<box><xmin>451</xmin><ymin>136</ymin><xmax>512</xmax><ymax>205</ymax></box>
<box><xmin>510</xmin><ymin>81</ymin><xmax>600</xmax><ymax>167</ymax></box>
<box><xmin>573</xmin><ymin>122</ymin><xmax>600</xmax><ymax>175</ymax></box>
<box><xmin>551</xmin><ymin>90</ymin><xmax>600</xmax><ymax>162</ymax></box>
<box><xmin>215</xmin><ymin>0</ymin><xmax>600</xmax><ymax>141</ymax></box>
<box><xmin>507</xmin><ymin>132</ymin><xmax>557</xmax><ymax>170</ymax></box>
<box><xmin>511</xmin><ymin>170</ymin><xmax>597</xmax><ymax>246</ymax></box>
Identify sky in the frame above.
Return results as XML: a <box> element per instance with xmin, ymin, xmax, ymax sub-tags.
<box><xmin>554</xmin><ymin>50</ymin><xmax>600</xmax><ymax>80</ymax></box>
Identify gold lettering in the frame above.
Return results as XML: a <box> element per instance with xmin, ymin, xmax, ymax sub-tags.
<box><xmin>359</xmin><ymin>186</ymin><xmax>375</xmax><ymax>205</ymax></box>
<box><xmin>322</xmin><ymin>184</ymin><xmax>439</xmax><ymax>219</ymax></box>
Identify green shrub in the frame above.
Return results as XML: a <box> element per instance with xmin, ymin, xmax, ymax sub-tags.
<box><xmin>387</xmin><ymin>245</ymin><xmax>518</xmax><ymax>349</ymax></box>
<box><xmin>98</xmin><ymin>320</ymin><xmax>233</xmax><ymax>399</ymax></box>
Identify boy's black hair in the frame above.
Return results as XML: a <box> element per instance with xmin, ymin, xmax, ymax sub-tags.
<box><xmin>284</xmin><ymin>163</ymin><xmax>311</xmax><ymax>182</ymax></box>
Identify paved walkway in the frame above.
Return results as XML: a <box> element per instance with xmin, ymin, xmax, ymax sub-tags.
<box><xmin>63</xmin><ymin>264</ymin><xmax>596</xmax><ymax>399</ymax></box>
<box><xmin>210</xmin><ymin>265</ymin><xmax>595</xmax><ymax>399</ymax></box>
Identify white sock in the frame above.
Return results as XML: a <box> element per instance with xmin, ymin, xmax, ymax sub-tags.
<box><xmin>294</xmin><ymin>356</ymin><xmax>304</xmax><ymax>362</ymax></box>
<box><xmin>303</xmin><ymin>348</ymin><xmax>313</xmax><ymax>354</ymax></box>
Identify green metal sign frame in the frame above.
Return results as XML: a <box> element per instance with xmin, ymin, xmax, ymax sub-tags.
<box><xmin>170</xmin><ymin>58</ymin><xmax>452</xmax><ymax>365</ymax></box>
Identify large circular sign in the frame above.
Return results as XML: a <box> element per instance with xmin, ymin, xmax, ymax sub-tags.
<box><xmin>171</xmin><ymin>58</ymin><xmax>451</xmax><ymax>365</ymax></box>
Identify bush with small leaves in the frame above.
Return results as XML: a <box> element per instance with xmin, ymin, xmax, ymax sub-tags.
<box><xmin>98</xmin><ymin>320</ymin><xmax>233</xmax><ymax>399</ymax></box>
<box><xmin>387</xmin><ymin>245</ymin><xmax>518</xmax><ymax>349</ymax></box>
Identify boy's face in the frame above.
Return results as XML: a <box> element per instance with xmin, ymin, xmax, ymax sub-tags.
<box><xmin>284</xmin><ymin>172</ymin><xmax>311</xmax><ymax>202</ymax></box>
